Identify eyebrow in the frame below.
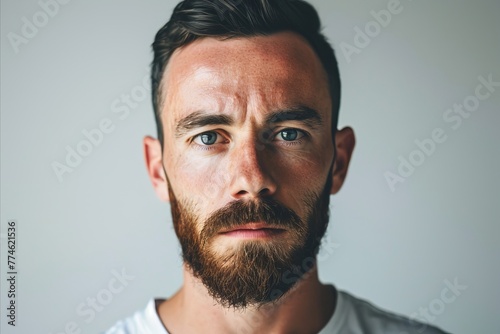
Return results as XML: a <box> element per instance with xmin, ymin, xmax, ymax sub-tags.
<box><xmin>175</xmin><ymin>112</ymin><xmax>233</xmax><ymax>138</ymax></box>
<box><xmin>265</xmin><ymin>106</ymin><xmax>323</xmax><ymax>128</ymax></box>
<box><xmin>174</xmin><ymin>106</ymin><xmax>323</xmax><ymax>138</ymax></box>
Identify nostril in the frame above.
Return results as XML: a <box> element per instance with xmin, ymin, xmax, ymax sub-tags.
<box><xmin>234</xmin><ymin>187</ymin><xmax>271</xmax><ymax>199</ymax></box>
<box><xmin>236</xmin><ymin>190</ymin><xmax>248</xmax><ymax>196</ymax></box>
<box><xmin>258</xmin><ymin>188</ymin><xmax>271</xmax><ymax>196</ymax></box>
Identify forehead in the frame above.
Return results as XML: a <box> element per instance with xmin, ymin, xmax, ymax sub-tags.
<box><xmin>161</xmin><ymin>31</ymin><xmax>331</xmax><ymax>125</ymax></box>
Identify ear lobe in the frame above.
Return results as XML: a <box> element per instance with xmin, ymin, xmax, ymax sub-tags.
<box><xmin>330</xmin><ymin>127</ymin><xmax>356</xmax><ymax>195</ymax></box>
<box><xmin>143</xmin><ymin>136</ymin><xmax>170</xmax><ymax>202</ymax></box>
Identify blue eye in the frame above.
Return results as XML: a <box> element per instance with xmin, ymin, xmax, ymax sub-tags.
<box><xmin>278</xmin><ymin>129</ymin><xmax>301</xmax><ymax>141</ymax></box>
<box><xmin>198</xmin><ymin>132</ymin><xmax>218</xmax><ymax>145</ymax></box>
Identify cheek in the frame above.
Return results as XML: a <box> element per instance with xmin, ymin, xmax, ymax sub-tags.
<box><xmin>279</xmin><ymin>144</ymin><xmax>332</xmax><ymax>182</ymax></box>
<box><xmin>168</xmin><ymin>153</ymin><xmax>228</xmax><ymax>212</ymax></box>
<box><xmin>274</xmin><ymin>147</ymin><xmax>333</xmax><ymax>215</ymax></box>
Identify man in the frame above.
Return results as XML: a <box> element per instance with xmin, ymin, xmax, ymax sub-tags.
<box><xmin>107</xmin><ymin>0</ymin><xmax>449</xmax><ymax>333</ymax></box>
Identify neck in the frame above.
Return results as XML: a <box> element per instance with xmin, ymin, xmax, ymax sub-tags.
<box><xmin>158</xmin><ymin>262</ymin><xmax>336</xmax><ymax>334</ymax></box>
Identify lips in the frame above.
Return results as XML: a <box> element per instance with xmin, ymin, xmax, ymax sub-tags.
<box><xmin>219</xmin><ymin>222</ymin><xmax>286</xmax><ymax>238</ymax></box>
<box><xmin>219</xmin><ymin>222</ymin><xmax>283</xmax><ymax>233</ymax></box>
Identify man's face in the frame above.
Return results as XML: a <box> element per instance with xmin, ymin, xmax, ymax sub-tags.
<box><xmin>152</xmin><ymin>32</ymin><xmax>339</xmax><ymax>308</ymax></box>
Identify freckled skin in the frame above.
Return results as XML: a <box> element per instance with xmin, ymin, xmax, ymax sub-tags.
<box><xmin>161</xmin><ymin>31</ymin><xmax>335</xmax><ymax>230</ymax></box>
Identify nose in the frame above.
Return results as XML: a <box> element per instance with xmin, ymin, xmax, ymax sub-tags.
<box><xmin>228</xmin><ymin>138</ymin><xmax>278</xmax><ymax>200</ymax></box>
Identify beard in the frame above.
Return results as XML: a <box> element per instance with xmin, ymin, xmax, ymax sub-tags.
<box><xmin>167</xmin><ymin>172</ymin><xmax>332</xmax><ymax>309</ymax></box>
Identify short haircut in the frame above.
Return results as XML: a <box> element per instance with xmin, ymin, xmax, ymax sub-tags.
<box><xmin>151</xmin><ymin>0</ymin><xmax>341</xmax><ymax>146</ymax></box>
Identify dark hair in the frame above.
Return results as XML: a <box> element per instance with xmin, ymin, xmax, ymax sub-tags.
<box><xmin>151</xmin><ymin>0</ymin><xmax>341</xmax><ymax>145</ymax></box>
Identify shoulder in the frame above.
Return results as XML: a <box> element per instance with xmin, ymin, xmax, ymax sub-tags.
<box><xmin>330</xmin><ymin>289</ymin><xmax>449</xmax><ymax>334</ymax></box>
<box><xmin>103</xmin><ymin>299</ymin><xmax>169</xmax><ymax>334</ymax></box>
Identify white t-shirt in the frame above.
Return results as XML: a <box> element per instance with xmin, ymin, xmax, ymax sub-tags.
<box><xmin>105</xmin><ymin>287</ymin><xmax>448</xmax><ymax>333</ymax></box>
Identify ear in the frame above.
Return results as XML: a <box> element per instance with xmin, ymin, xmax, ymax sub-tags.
<box><xmin>143</xmin><ymin>136</ymin><xmax>170</xmax><ymax>202</ymax></box>
<box><xmin>330</xmin><ymin>127</ymin><xmax>356</xmax><ymax>195</ymax></box>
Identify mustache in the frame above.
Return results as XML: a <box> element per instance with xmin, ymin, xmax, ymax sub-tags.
<box><xmin>201</xmin><ymin>198</ymin><xmax>305</xmax><ymax>240</ymax></box>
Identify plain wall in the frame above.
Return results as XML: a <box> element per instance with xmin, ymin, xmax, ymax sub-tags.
<box><xmin>1</xmin><ymin>0</ymin><xmax>499</xmax><ymax>333</ymax></box>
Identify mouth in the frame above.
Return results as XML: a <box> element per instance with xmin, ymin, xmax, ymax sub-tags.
<box><xmin>219</xmin><ymin>223</ymin><xmax>286</xmax><ymax>239</ymax></box>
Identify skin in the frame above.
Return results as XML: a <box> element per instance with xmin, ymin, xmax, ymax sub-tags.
<box><xmin>144</xmin><ymin>31</ymin><xmax>356</xmax><ymax>333</ymax></box>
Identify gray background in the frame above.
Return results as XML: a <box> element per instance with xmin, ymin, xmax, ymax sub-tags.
<box><xmin>1</xmin><ymin>0</ymin><xmax>499</xmax><ymax>333</ymax></box>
